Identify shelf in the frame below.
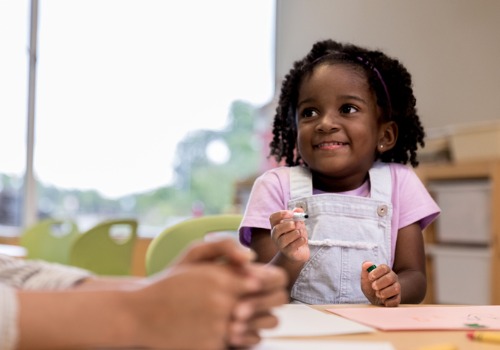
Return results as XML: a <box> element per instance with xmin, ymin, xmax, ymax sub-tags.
<box><xmin>416</xmin><ymin>161</ymin><xmax>500</xmax><ymax>304</ymax></box>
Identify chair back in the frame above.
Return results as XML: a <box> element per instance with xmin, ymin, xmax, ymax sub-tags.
<box><xmin>68</xmin><ymin>219</ymin><xmax>138</xmax><ymax>275</ymax></box>
<box><xmin>19</xmin><ymin>218</ymin><xmax>79</xmax><ymax>264</ymax></box>
<box><xmin>145</xmin><ymin>214</ymin><xmax>242</xmax><ymax>276</ymax></box>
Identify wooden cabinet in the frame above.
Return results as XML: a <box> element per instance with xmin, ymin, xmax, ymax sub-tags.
<box><xmin>415</xmin><ymin>161</ymin><xmax>500</xmax><ymax>304</ymax></box>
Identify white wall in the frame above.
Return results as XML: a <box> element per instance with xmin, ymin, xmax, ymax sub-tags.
<box><xmin>274</xmin><ymin>0</ymin><xmax>500</xmax><ymax>131</ymax></box>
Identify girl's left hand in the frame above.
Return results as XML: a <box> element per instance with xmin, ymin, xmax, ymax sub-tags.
<box><xmin>360</xmin><ymin>261</ymin><xmax>401</xmax><ymax>307</ymax></box>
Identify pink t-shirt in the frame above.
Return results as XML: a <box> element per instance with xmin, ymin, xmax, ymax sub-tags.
<box><xmin>239</xmin><ymin>163</ymin><xmax>441</xmax><ymax>261</ymax></box>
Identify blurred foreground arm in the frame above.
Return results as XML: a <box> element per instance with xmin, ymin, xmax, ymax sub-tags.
<box><xmin>13</xmin><ymin>239</ymin><xmax>287</xmax><ymax>350</ymax></box>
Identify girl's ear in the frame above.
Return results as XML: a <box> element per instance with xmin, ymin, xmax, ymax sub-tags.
<box><xmin>377</xmin><ymin>121</ymin><xmax>398</xmax><ymax>153</ymax></box>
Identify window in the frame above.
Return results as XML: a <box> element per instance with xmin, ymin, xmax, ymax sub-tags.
<box><xmin>0</xmin><ymin>0</ymin><xmax>29</xmax><ymax>231</ymax></box>
<box><xmin>1</xmin><ymin>0</ymin><xmax>275</xmax><ymax>236</ymax></box>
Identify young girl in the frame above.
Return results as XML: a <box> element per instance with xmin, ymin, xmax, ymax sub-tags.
<box><xmin>239</xmin><ymin>39</ymin><xmax>440</xmax><ymax>307</ymax></box>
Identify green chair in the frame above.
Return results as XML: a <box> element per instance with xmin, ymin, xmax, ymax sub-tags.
<box><xmin>19</xmin><ymin>218</ymin><xmax>80</xmax><ymax>264</ymax></box>
<box><xmin>145</xmin><ymin>214</ymin><xmax>243</xmax><ymax>276</ymax></box>
<box><xmin>68</xmin><ymin>219</ymin><xmax>138</xmax><ymax>276</ymax></box>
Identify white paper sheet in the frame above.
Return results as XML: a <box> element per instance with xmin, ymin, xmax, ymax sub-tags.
<box><xmin>261</xmin><ymin>304</ymin><xmax>375</xmax><ymax>338</ymax></box>
<box><xmin>253</xmin><ymin>339</ymin><xmax>395</xmax><ymax>350</ymax></box>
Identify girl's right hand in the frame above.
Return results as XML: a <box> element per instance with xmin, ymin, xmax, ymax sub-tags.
<box><xmin>269</xmin><ymin>210</ymin><xmax>310</xmax><ymax>262</ymax></box>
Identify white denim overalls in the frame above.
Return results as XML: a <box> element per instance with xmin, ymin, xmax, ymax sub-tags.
<box><xmin>288</xmin><ymin>162</ymin><xmax>393</xmax><ymax>304</ymax></box>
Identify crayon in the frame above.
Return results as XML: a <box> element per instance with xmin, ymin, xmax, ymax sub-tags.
<box><xmin>467</xmin><ymin>331</ymin><xmax>500</xmax><ymax>344</ymax></box>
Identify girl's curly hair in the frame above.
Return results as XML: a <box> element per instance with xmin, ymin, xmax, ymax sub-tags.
<box><xmin>269</xmin><ymin>39</ymin><xmax>425</xmax><ymax>167</ymax></box>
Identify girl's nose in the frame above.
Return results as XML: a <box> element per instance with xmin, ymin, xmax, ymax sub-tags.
<box><xmin>315</xmin><ymin>112</ymin><xmax>340</xmax><ymax>133</ymax></box>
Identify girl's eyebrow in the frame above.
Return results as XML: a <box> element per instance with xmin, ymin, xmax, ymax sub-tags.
<box><xmin>298</xmin><ymin>94</ymin><xmax>368</xmax><ymax>108</ymax></box>
<box><xmin>339</xmin><ymin>94</ymin><xmax>368</xmax><ymax>105</ymax></box>
<box><xmin>297</xmin><ymin>97</ymin><xmax>315</xmax><ymax>109</ymax></box>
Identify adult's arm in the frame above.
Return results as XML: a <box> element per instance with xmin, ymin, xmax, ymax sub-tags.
<box><xmin>13</xmin><ymin>239</ymin><xmax>288</xmax><ymax>350</ymax></box>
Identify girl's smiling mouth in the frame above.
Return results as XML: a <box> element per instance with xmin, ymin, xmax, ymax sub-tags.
<box><xmin>314</xmin><ymin>141</ymin><xmax>348</xmax><ymax>150</ymax></box>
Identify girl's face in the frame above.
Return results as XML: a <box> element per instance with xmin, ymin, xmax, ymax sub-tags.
<box><xmin>296</xmin><ymin>63</ymin><xmax>392</xmax><ymax>191</ymax></box>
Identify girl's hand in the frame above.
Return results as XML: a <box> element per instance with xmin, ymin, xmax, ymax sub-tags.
<box><xmin>269</xmin><ymin>209</ymin><xmax>310</xmax><ymax>262</ymax></box>
<box><xmin>361</xmin><ymin>261</ymin><xmax>401</xmax><ymax>307</ymax></box>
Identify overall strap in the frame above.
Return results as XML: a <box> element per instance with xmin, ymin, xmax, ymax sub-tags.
<box><xmin>368</xmin><ymin>162</ymin><xmax>392</xmax><ymax>201</ymax></box>
<box><xmin>289</xmin><ymin>166</ymin><xmax>312</xmax><ymax>199</ymax></box>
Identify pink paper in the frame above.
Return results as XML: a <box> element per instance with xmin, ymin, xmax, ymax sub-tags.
<box><xmin>327</xmin><ymin>305</ymin><xmax>500</xmax><ymax>331</ymax></box>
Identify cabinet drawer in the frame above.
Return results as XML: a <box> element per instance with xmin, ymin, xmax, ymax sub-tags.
<box><xmin>427</xmin><ymin>245</ymin><xmax>491</xmax><ymax>304</ymax></box>
<box><xmin>429</xmin><ymin>180</ymin><xmax>491</xmax><ymax>244</ymax></box>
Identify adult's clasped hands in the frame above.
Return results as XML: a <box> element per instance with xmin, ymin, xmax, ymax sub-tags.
<box><xmin>133</xmin><ymin>238</ymin><xmax>289</xmax><ymax>350</ymax></box>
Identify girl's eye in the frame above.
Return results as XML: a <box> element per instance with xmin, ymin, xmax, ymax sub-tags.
<box><xmin>340</xmin><ymin>105</ymin><xmax>358</xmax><ymax>114</ymax></box>
<box><xmin>300</xmin><ymin>108</ymin><xmax>318</xmax><ymax>119</ymax></box>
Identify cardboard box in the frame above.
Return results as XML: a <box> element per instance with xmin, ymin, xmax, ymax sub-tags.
<box><xmin>450</xmin><ymin>122</ymin><xmax>500</xmax><ymax>162</ymax></box>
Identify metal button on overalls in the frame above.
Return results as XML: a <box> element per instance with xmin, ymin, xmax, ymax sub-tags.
<box><xmin>377</xmin><ymin>204</ymin><xmax>388</xmax><ymax>217</ymax></box>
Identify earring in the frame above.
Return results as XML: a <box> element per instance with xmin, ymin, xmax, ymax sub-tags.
<box><xmin>379</xmin><ymin>144</ymin><xmax>384</xmax><ymax>150</ymax></box>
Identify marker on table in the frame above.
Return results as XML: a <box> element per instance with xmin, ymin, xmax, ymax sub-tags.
<box><xmin>292</xmin><ymin>212</ymin><xmax>309</xmax><ymax>221</ymax></box>
<box><xmin>467</xmin><ymin>331</ymin><xmax>500</xmax><ymax>344</ymax></box>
